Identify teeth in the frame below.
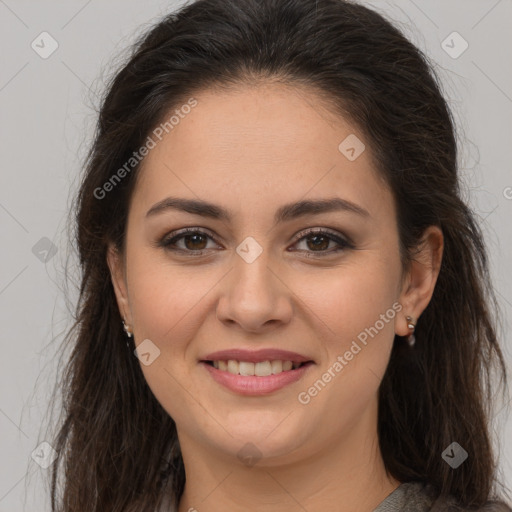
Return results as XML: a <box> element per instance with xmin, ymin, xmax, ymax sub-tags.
<box><xmin>283</xmin><ymin>360</ymin><xmax>293</xmax><ymax>371</ymax></box>
<box><xmin>212</xmin><ymin>359</ymin><xmax>304</xmax><ymax>376</ymax></box>
<box><xmin>227</xmin><ymin>359</ymin><xmax>238</xmax><ymax>374</ymax></box>
<box><xmin>271</xmin><ymin>360</ymin><xmax>283</xmax><ymax>374</ymax></box>
<box><xmin>255</xmin><ymin>361</ymin><xmax>272</xmax><ymax>376</ymax></box>
<box><xmin>239</xmin><ymin>361</ymin><xmax>254</xmax><ymax>376</ymax></box>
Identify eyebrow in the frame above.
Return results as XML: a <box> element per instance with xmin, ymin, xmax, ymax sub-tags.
<box><xmin>145</xmin><ymin>196</ymin><xmax>370</xmax><ymax>224</ymax></box>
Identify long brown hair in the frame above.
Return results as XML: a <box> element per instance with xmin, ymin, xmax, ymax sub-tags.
<box><xmin>44</xmin><ymin>0</ymin><xmax>511</xmax><ymax>510</ymax></box>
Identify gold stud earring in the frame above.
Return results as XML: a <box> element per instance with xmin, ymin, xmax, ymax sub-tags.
<box><xmin>405</xmin><ymin>315</ymin><xmax>416</xmax><ymax>347</ymax></box>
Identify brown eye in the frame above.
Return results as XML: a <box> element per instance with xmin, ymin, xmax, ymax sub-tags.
<box><xmin>291</xmin><ymin>228</ymin><xmax>353</xmax><ymax>257</ymax></box>
<box><xmin>304</xmin><ymin>233</ymin><xmax>331</xmax><ymax>251</ymax></box>
<box><xmin>181</xmin><ymin>233</ymin><xmax>208</xmax><ymax>251</ymax></box>
<box><xmin>159</xmin><ymin>228</ymin><xmax>218</xmax><ymax>253</ymax></box>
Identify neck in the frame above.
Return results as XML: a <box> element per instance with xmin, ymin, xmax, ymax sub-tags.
<box><xmin>176</xmin><ymin>398</ymin><xmax>400</xmax><ymax>512</ymax></box>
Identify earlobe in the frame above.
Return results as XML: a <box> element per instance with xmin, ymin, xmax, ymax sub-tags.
<box><xmin>106</xmin><ymin>243</ymin><xmax>132</xmax><ymax>324</ymax></box>
<box><xmin>396</xmin><ymin>225</ymin><xmax>444</xmax><ymax>337</ymax></box>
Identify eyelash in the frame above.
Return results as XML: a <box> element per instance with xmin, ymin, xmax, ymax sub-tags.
<box><xmin>158</xmin><ymin>227</ymin><xmax>354</xmax><ymax>258</ymax></box>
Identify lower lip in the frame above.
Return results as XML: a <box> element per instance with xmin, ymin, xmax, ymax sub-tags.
<box><xmin>200</xmin><ymin>361</ymin><xmax>315</xmax><ymax>395</ymax></box>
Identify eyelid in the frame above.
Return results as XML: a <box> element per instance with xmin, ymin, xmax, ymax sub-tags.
<box><xmin>291</xmin><ymin>226</ymin><xmax>354</xmax><ymax>246</ymax></box>
<box><xmin>159</xmin><ymin>227</ymin><xmax>222</xmax><ymax>250</ymax></box>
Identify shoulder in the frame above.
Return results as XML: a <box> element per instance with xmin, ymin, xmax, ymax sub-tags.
<box><xmin>374</xmin><ymin>482</ymin><xmax>437</xmax><ymax>511</ymax></box>
<box><xmin>374</xmin><ymin>482</ymin><xmax>512</xmax><ymax>512</ymax></box>
<box><xmin>430</xmin><ymin>486</ymin><xmax>512</xmax><ymax>512</ymax></box>
<box><xmin>432</xmin><ymin>497</ymin><xmax>512</xmax><ymax>512</ymax></box>
<box><xmin>432</xmin><ymin>498</ymin><xmax>512</xmax><ymax>512</ymax></box>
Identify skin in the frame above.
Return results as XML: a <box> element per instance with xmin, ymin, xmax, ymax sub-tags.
<box><xmin>107</xmin><ymin>83</ymin><xmax>443</xmax><ymax>512</ymax></box>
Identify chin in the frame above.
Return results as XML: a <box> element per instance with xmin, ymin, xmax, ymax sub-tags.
<box><xmin>207</xmin><ymin>420</ymin><xmax>312</xmax><ymax>465</ymax></box>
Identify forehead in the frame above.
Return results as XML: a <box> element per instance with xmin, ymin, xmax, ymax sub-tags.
<box><xmin>129</xmin><ymin>83</ymin><xmax>392</xmax><ymax>223</ymax></box>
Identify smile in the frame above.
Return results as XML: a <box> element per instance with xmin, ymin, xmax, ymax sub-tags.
<box><xmin>200</xmin><ymin>360</ymin><xmax>315</xmax><ymax>395</ymax></box>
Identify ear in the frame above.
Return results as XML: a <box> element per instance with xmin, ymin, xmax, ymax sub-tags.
<box><xmin>106</xmin><ymin>243</ymin><xmax>132</xmax><ymax>326</ymax></box>
<box><xmin>396</xmin><ymin>225</ymin><xmax>444</xmax><ymax>336</ymax></box>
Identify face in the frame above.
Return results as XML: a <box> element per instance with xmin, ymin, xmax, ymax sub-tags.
<box><xmin>108</xmin><ymin>83</ymin><xmax>438</xmax><ymax>467</ymax></box>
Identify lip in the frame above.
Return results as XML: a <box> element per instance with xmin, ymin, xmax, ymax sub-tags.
<box><xmin>201</xmin><ymin>360</ymin><xmax>315</xmax><ymax>395</ymax></box>
<box><xmin>201</xmin><ymin>348</ymin><xmax>314</xmax><ymax>364</ymax></box>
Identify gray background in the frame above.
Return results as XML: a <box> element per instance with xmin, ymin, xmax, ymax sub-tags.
<box><xmin>0</xmin><ymin>0</ymin><xmax>511</xmax><ymax>510</ymax></box>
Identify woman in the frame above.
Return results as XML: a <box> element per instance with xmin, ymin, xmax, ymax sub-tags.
<box><xmin>46</xmin><ymin>0</ymin><xmax>511</xmax><ymax>510</ymax></box>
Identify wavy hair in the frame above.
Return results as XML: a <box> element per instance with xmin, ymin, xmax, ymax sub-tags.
<box><xmin>45</xmin><ymin>0</ymin><xmax>511</xmax><ymax>510</ymax></box>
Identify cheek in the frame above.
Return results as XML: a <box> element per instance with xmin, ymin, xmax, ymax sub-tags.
<box><xmin>293</xmin><ymin>259</ymin><xmax>400</xmax><ymax>407</ymax></box>
<box><xmin>127</xmin><ymin>256</ymin><xmax>217</xmax><ymax>347</ymax></box>
<box><xmin>125</xmin><ymin>259</ymin><xmax>211</xmax><ymax>421</ymax></box>
<box><xmin>298</xmin><ymin>259</ymin><xmax>400</xmax><ymax>342</ymax></box>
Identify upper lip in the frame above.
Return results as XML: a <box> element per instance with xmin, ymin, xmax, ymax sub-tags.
<box><xmin>201</xmin><ymin>349</ymin><xmax>314</xmax><ymax>364</ymax></box>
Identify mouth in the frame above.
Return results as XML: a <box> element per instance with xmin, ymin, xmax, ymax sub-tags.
<box><xmin>199</xmin><ymin>349</ymin><xmax>316</xmax><ymax>394</ymax></box>
<box><xmin>200</xmin><ymin>359</ymin><xmax>315</xmax><ymax>395</ymax></box>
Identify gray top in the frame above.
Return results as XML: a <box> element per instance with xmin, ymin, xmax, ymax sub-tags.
<box><xmin>373</xmin><ymin>482</ymin><xmax>442</xmax><ymax>511</ymax></box>
<box><xmin>373</xmin><ymin>482</ymin><xmax>512</xmax><ymax>511</ymax></box>
<box><xmin>158</xmin><ymin>480</ymin><xmax>512</xmax><ymax>511</ymax></box>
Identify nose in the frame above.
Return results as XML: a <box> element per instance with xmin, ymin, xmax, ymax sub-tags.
<box><xmin>215</xmin><ymin>248</ymin><xmax>293</xmax><ymax>333</ymax></box>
